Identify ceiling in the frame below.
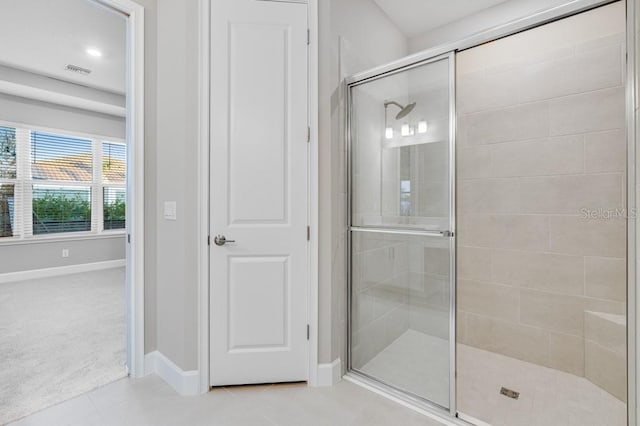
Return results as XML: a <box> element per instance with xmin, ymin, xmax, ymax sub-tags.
<box><xmin>0</xmin><ymin>0</ymin><xmax>126</xmax><ymax>94</ymax></box>
<box><xmin>373</xmin><ymin>0</ymin><xmax>511</xmax><ymax>38</ymax></box>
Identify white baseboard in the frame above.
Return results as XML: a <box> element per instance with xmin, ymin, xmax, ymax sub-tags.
<box><xmin>317</xmin><ymin>358</ymin><xmax>342</xmax><ymax>386</ymax></box>
<box><xmin>0</xmin><ymin>259</ymin><xmax>125</xmax><ymax>284</ymax></box>
<box><xmin>144</xmin><ymin>351</ymin><xmax>200</xmax><ymax>396</ymax></box>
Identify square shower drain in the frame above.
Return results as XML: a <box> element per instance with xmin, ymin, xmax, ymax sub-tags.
<box><xmin>500</xmin><ymin>387</ymin><xmax>520</xmax><ymax>399</ymax></box>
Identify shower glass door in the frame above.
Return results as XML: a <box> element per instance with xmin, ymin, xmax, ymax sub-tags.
<box><xmin>348</xmin><ymin>53</ymin><xmax>455</xmax><ymax>410</ymax></box>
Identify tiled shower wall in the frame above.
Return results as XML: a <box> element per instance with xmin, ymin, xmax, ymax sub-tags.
<box><xmin>351</xmin><ymin>233</ymin><xmax>410</xmax><ymax>367</ymax></box>
<box><xmin>456</xmin><ymin>2</ymin><xmax>627</xmax><ymax>396</ymax></box>
<box><xmin>351</xmin><ymin>232</ymin><xmax>451</xmax><ymax>368</ymax></box>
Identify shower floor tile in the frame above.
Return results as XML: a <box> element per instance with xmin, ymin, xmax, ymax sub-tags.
<box><xmin>360</xmin><ymin>329</ymin><xmax>626</xmax><ymax>426</ymax></box>
<box><xmin>458</xmin><ymin>344</ymin><xmax>626</xmax><ymax>426</ymax></box>
<box><xmin>360</xmin><ymin>329</ymin><xmax>450</xmax><ymax>407</ymax></box>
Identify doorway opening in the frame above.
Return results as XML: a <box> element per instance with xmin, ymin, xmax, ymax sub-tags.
<box><xmin>0</xmin><ymin>0</ymin><xmax>144</xmax><ymax>422</ymax></box>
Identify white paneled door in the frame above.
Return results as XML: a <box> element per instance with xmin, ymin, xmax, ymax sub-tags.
<box><xmin>209</xmin><ymin>0</ymin><xmax>309</xmax><ymax>386</ymax></box>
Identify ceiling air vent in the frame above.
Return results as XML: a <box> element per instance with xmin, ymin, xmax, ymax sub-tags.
<box><xmin>64</xmin><ymin>64</ymin><xmax>92</xmax><ymax>76</ymax></box>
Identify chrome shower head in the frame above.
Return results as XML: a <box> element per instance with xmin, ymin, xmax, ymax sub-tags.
<box><xmin>396</xmin><ymin>102</ymin><xmax>416</xmax><ymax>119</ymax></box>
<box><xmin>384</xmin><ymin>100</ymin><xmax>417</xmax><ymax>119</ymax></box>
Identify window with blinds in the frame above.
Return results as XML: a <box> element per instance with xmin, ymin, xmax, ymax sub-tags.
<box><xmin>31</xmin><ymin>132</ymin><xmax>93</xmax><ymax>234</ymax></box>
<box><xmin>0</xmin><ymin>127</ymin><xmax>16</xmax><ymax>238</ymax></box>
<box><xmin>0</xmin><ymin>124</ymin><xmax>126</xmax><ymax>240</ymax></box>
<box><xmin>102</xmin><ymin>142</ymin><xmax>126</xmax><ymax>230</ymax></box>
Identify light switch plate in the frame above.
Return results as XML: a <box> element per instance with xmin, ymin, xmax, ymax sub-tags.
<box><xmin>164</xmin><ymin>201</ymin><xmax>177</xmax><ymax>220</ymax></box>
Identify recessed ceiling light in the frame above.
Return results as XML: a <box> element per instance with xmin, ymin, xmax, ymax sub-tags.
<box><xmin>86</xmin><ymin>48</ymin><xmax>102</xmax><ymax>57</ymax></box>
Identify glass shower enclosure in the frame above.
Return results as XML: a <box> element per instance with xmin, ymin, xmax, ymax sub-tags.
<box><xmin>347</xmin><ymin>53</ymin><xmax>456</xmax><ymax>411</ymax></box>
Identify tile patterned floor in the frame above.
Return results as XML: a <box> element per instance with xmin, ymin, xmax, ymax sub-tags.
<box><xmin>9</xmin><ymin>375</ymin><xmax>445</xmax><ymax>426</ymax></box>
<box><xmin>10</xmin><ymin>328</ymin><xmax>627</xmax><ymax>425</ymax></box>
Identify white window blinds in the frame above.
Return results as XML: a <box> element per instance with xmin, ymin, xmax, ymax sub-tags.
<box><xmin>0</xmin><ymin>124</ymin><xmax>126</xmax><ymax>240</ymax></box>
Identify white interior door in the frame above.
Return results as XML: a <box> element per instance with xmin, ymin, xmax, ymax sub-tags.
<box><xmin>209</xmin><ymin>0</ymin><xmax>309</xmax><ymax>386</ymax></box>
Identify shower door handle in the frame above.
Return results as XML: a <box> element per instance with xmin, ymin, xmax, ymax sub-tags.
<box><xmin>440</xmin><ymin>230</ymin><xmax>454</xmax><ymax>237</ymax></box>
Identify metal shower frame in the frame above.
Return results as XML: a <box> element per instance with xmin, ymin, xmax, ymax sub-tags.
<box><xmin>344</xmin><ymin>0</ymin><xmax>637</xmax><ymax>424</ymax></box>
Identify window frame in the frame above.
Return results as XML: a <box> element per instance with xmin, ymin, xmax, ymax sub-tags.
<box><xmin>0</xmin><ymin>120</ymin><xmax>126</xmax><ymax>244</ymax></box>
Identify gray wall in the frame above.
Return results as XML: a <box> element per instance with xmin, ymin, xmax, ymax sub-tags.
<box><xmin>154</xmin><ymin>0</ymin><xmax>199</xmax><ymax>371</ymax></box>
<box><xmin>318</xmin><ymin>0</ymin><xmax>409</xmax><ymax>366</ymax></box>
<box><xmin>137</xmin><ymin>0</ymin><xmax>199</xmax><ymax>371</ymax></box>
<box><xmin>0</xmin><ymin>235</ymin><xmax>125</xmax><ymax>273</ymax></box>
<box><xmin>140</xmin><ymin>0</ymin><xmax>159</xmax><ymax>363</ymax></box>
<box><xmin>0</xmin><ymin>93</ymin><xmax>125</xmax><ymax>140</ymax></box>
<box><xmin>0</xmin><ymin>65</ymin><xmax>126</xmax><ymax>140</ymax></box>
<box><xmin>0</xmin><ymin>30</ymin><xmax>128</xmax><ymax>276</ymax></box>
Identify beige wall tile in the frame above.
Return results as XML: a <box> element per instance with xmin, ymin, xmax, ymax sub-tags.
<box><xmin>480</xmin><ymin>68</ymin><xmax>522</xmax><ymax>111</ymax></box>
<box><xmin>455</xmin><ymin>13</ymin><xmax>626</xmax><ymax>379</ymax></box>
<box><xmin>457</xmin><ymin>311</ymin><xmax>468</xmax><ymax>344</ymax></box>
<box><xmin>584</xmin><ymin>311</ymin><xmax>626</xmax><ymax>356</ymax></box>
<box><xmin>490</xmin><ymin>215</ymin><xmax>549</xmax><ymax>251</ymax></box>
<box><xmin>369</xmin><ymin>281</ymin><xmax>408</xmax><ymax>320</ymax></box>
<box><xmin>459</xmin><ymin>214</ymin><xmax>549</xmax><ymax>250</ymax></box>
<box><xmin>585</xmin><ymin>340</ymin><xmax>627</xmax><ymax>402</ymax></box>
<box><xmin>409</xmin><ymin>306</ymin><xmax>449</xmax><ymax>340</ymax></box>
<box><xmin>457</xmin><ymin>71</ymin><xmax>485</xmax><ymax>114</ymax></box>
<box><xmin>583</xmin><ymin>298</ymin><xmax>626</xmax><ymax>316</ymax></box>
<box><xmin>383</xmin><ymin>306</ymin><xmax>409</xmax><ymax>347</ymax></box>
<box><xmin>519</xmin><ymin>43</ymin><xmax>622</xmax><ymax>103</ymax></box>
<box><xmin>415</xmin><ymin>181</ymin><xmax>449</xmax><ymax>218</ymax></box>
<box><xmin>491</xmin><ymin>250</ymin><xmax>584</xmax><ymax>296</ymax></box>
<box><xmin>423</xmin><ymin>246</ymin><xmax>450</xmax><ymax>276</ymax></box>
<box><xmin>585</xmin><ymin>130</ymin><xmax>626</xmax><ymax>173</ymax></box>
<box><xmin>547</xmin><ymin>332</ymin><xmax>585</xmax><ymax>376</ymax></box>
<box><xmin>520</xmin><ymin>289</ymin><xmax>584</xmax><ymax>336</ymax></box>
<box><xmin>458</xmin><ymin>214</ymin><xmax>493</xmax><ymax>248</ymax></box>
<box><xmin>465</xmin><ymin>314</ymin><xmax>549</xmax><ymax>366</ymax></box>
<box><xmin>490</xmin><ymin>135</ymin><xmax>585</xmax><ymax>178</ymax></box>
<box><xmin>549</xmin><ymin>87</ymin><xmax>625</xmax><ymax>136</ymax></box>
<box><xmin>360</xmin><ymin>247</ymin><xmax>395</xmax><ymax>287</ymax></box>
<box><xmin>458</xmin><ymin>179</ymin><xmax>520</xmax><ymax>214</ymax></box>
<box><xmin>352</xmin><ymin>290</ymin><xmax>374</xmax><ymax>332</ymax></box>
<box><xmin>463</xmin><ymin>101</ymin><xmax>550</xmax><ymax>145</ymax></box>
<box><xmin>548</xmin><ymin>216</ymin><xmax>626</xmax><ymax>257</ymax></box>
<box><xmin>457</xmin><ymin>146</ymin><xmax>492</xmax><ymax>179</ymax></box>
<box><xmin>519</xmin><ymin>174</ymin><xmax>623</xmax><ymax>214</ymax></box>
<box><xmin>457</xmin><ymin>247</ymin><xmax>492</xmax><ymax>281</ymax></box>
<box><xmin>585</xmin><ymin>256</ymin><xmax>626</xmax><ymax>301</ymax></box>
<box><xmin>458</xmin><ymin>279</ymin><xmax>519</xmax><ymax>321</ymax></box>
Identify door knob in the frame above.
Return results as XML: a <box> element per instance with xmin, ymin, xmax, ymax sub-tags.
<box><xmin>214</xmin><ymin>234</ymin><xmax>235</xmax><ymax>246</ymax></box>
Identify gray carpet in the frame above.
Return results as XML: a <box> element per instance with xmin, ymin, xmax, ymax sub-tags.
<box><xmin>0</xmin><ymin>268</ymin><xmax>126</xmax><ymax>424</ymax></box>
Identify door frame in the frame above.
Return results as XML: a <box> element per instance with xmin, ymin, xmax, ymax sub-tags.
<box><xmin>344</xmin><ymin>0</ymin><xmax>637</xmax><ymax>425</ymax></box>
<box><xmin>96</xmin><ymin>0</ymin><xmax>146</xmax><ymax>378</ymax></box>
<box><xmin>196</xmin><ymin>0</ymin><xmax>320</xmax><ymax>393</ymax></box>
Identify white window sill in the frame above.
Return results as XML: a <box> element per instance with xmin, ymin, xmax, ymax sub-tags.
<box><xmin>0</xmin><ymin>231</ymin><xmax>126</xmax><ymax>246</ymax></box>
